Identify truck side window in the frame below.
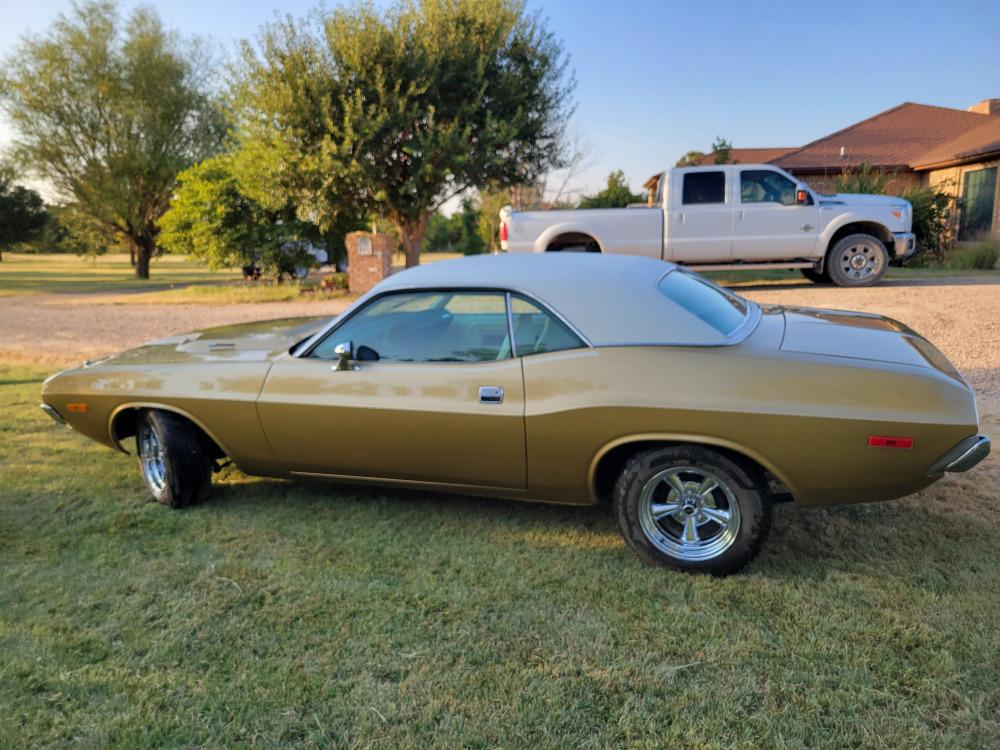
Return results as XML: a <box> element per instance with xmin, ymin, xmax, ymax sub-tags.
<box><xmin>682</xmin><ymin>172</ymin><xmax>725</xmax><ymax>205</ymax></box>
<box><xmin>740</xmin><ymin>170</ymin><xmax>797</xmax><ymax>206</ymax></box>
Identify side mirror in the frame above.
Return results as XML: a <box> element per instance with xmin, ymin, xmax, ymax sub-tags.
<box><xmin>795</xmin><ymin>184</ymin><xmax>811</xmax><ymax>205</ymax></box>
<box><xmin>333</xmin><ymin>341</ymin><xmax>354</xmax><ymax>371</ymax></box>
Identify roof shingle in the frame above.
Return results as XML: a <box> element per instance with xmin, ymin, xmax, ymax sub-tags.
<box><xmin>772</xmin><ymin>102</ymin><xmax>997</xmax><ymax>171</ymax></box>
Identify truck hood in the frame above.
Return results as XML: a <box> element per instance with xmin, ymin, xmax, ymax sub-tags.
<box><xmin>779</xmin><ymin>306</ymin><xmax>964</xmax><ymax>381</ymax></box>
<box><xmin>819</xmin><ymin>193</ymin><xmax>909</xmax><ymax>207</ymax></box>
<box><xmin>89</xmin><ymin>316</ymin><xmax>331</xmax><ymax>366</ymax></box>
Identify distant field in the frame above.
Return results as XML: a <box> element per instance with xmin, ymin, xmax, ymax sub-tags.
<box><xmin>0</xmin><ymin>251</ymin><xmax>466</xmax><ymax>302</ymax></box>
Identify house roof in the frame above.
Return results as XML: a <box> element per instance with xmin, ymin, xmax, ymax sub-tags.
<box><xmin>695</xmin><ymin>147</ymin><xmax>795</xmax><ymax>165</ymax></box>
<box><xmin>773</xmin><ymin>102</ymin><xmax>997</xmax><ymax>172</ymax></box>
<box><xmin>912</xmin><ymin>116</ymin><xmax>1000</xmax><ymax>170</ymax></box>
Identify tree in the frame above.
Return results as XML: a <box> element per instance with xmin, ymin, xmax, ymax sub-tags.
<box><xmin>578</xmin><ymin>170</ymin><xmax>645</xmax><ymax>209</ymax></box>
<box><xmin>711</xmin><ymin>136</ymin><xmax>733</xmax><ymax>164</ymax></box>
<box><xmin>231</xmin><ymin>0</ymin><xmax>574</xmax><ymax>267</ymax></box>
<box><xmin>158</xmin><ymin>155</ymin><xmax>330</xmax><ymax>279</ymax></box>
<box><xmin>477</xmin><ymin>186</ymin><xmax>512</xmax><ymax>252</ymax></box>
<box><xmin>0</xmin><ymin>1</ymin><xmax>226</xmax><ymax>278</ymax></box>
<box><xmin>0</xmin><ymin>169</ymin><xmax>47</xmax><ymax>260</ymax></box>
<box><xmin>675</xmin><ymin>150</ymin><xmax>706</xmax><ymax>167</ymax></box>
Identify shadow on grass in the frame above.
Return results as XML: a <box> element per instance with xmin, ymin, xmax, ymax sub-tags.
<box><xmin>199</xmin><ymin>476</ymin><xmax>994</xmax><ymax>581</ymax></box>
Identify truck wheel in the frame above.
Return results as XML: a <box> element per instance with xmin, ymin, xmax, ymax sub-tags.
<box><xmin>800</xmin><ymin>267</ymin><xmax>829</xmax><ymax>284</ymax></box>
<box><xmin>136</xmin><ymin>410</ymin><xmax>212</xmax><ymax>508</ymax></box>
<box><xmin>613</xmin><ymin>445</ymin><xmax>771</xmax><ymax>575</ymax></box>
<box><xmin>826</xmin><ymin>234</ymin><xmax>888</xmax><ymax>287</ymax></box>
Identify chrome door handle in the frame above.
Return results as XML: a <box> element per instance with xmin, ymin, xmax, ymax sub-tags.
<box><xmin>479</xmin><ymin>385</ymin><xmax>504</xmax><ymax>404</ymax></box>
<box><xmin>799</xmin><ymin>224</ymin><xmax>814</xmax><ymax>231</ymax></box>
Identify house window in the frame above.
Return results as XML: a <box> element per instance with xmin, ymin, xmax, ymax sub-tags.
<box><xmin>959</xmin><ymin>167</ymin><xmax>997</xmax><ymax>241</ymax></box>
<box><xmin>682</xmin><ymin>171</ymin><xmax>725</xmax><ymax>205</ymax></box>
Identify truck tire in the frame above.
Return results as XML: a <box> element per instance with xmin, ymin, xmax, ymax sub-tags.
<box><xmin>826</xmin><ymin>234</ymin><xmax>888</xmax><ymax>287</ymax></box>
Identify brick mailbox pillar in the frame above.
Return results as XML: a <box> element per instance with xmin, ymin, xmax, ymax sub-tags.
<box><xmin>346</xmin><ymin>231</ymin><xmax>395</xmax><ymax>295</ymax></box>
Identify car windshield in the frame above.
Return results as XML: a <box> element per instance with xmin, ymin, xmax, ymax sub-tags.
<box><xmin>657</xmin><ymin>270</ymin><xmax>750</xmax><ymax>337</ymax></box>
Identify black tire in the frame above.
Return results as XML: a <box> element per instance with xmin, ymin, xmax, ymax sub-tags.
<box><xmin>135</xmin><ymin>410</ymin><xmax>212</xmax><ymax>508</ymax></box>
<box><xmin>826</xmin><ymin>233</ymin><xmax>889</xmax><ymax>287</ymax></box>
<box><xmin>800</xmin><ymin>267</ymin><xmax>829</xmax><ymax>284</ymax></box>
<box><xmin>613</xmin><ymin>445</ymin><xmax>771</xmax><ymax>575</ymax></box>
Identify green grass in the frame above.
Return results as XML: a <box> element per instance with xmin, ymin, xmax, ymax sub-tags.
<box><xmin>2</xmin><ymin>365</ymin><xmax>999</xmax><ymax>747</ymax></box>
<box><xmin>0</xmin><ymin>252</ymin><xmax>241</xmax><ymax>296</ymax></box>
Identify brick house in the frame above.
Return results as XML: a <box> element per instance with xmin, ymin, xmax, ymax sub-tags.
<box><xmin>648</xmin><ymin>99</ymin><xmax>1000</xmax><ymax>241</ymax></box>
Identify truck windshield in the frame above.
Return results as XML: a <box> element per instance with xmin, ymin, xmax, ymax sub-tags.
<box><xmin>657</xmin><ymin>270</ymin><xmax>749</xmax><ymax>337</ymax></box>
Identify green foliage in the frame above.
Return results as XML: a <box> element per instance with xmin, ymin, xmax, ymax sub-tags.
<box><xmin>835</xmin><ymin>163</ymin><xmax>890</xmax><ymax>195</ymax></box>
<box><xmin>901</xmin><ymin>185</ymin><xmax>955</xmax><ymax>264</ymax></box>
<box><xmin>578</xmin><ymin>170</ymin><xmax>644</xmax><ymax>209</ymax></box>
<box><xmin>477</xmin><ymin>187</ymin><xmax>512</xmax><ymax>252</ymax></box>
<box><xmin>423</xmin><ymin>199</ymin><xmax>484</xmax><ymax>255</ymax></box>
<box><xmin>0</xmin><ymin>168</ymin><xmax>47</xmax><ymax>258</ymax></box>
<box><xmin>946</xmin><ymin>241</ymin><xmax>1000</xmax><ymax>270</ymax></box>
<box><xmin>675</xmin><ymin>151</ymin><xmax>706</xmax><ymax>167</ymax></box>
<box><xmin>711</xmin><ymin>136</ymin><xmax>733</xmax><ymax>164</ymax></box>
<box><xmin>0</xmin><ymin>0</ymin><xmax>226</xmax><ymax>277</ymax></box>
<box><xmin>158</xmin><ymin>156</ymin><xmax>325</xmax><ymax>280</ymax></box>
<box><xmin>230</xmin><ymin>0</ymin><xmax>574</xmax><ymax>267</ymax></box>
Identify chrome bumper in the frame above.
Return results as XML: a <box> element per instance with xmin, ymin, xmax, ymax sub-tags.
<box><xmin>40</xmin><ymin>403</ymin><xmax>67</xmax><ymax>426</ymax></box>
<box><xmin>892</xmin><ymin>232</ymin><xmax>916</xmax><ymax>259</ymax></box>
<box><xmin>927</xmin><ymin>435</ymin><xmax>991</xmax><ymax>477</ymax></box>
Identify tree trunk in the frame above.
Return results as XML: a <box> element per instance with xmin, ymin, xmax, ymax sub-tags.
<box><xmin>398</xmin><ymin>212</ymin><xmax>430</xmax><ymax>268</ymax></box>
<box><xmin>134</xmin><ymin>237</ymin><xmax>154</xmax><ymax>279</ymax></box>
<box><xmin>129</xmin><ymin>246</ymin><xmax>136</xmax><ymax>267</ymax></box>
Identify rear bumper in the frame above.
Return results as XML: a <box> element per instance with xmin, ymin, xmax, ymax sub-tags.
<box><xmin>892</xmin><ymin>232</ymin><xmax>916</xmax><ymax>259</ymax></box>
<box><xmin>927</xmin><ymin>435</ymin><xmax>991</xmax><ymax>477</ymax></box>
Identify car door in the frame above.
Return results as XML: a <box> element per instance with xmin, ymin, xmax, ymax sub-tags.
<box><xmin>665</xmin><ymin>168</ymin><xmax>733</xmax><ymax>262</ymax></box>
<box><xmin>732</xmin><ymin>168</ymin><xmax>819</xmax><ymax>259</ymax></box>
<box><xmin>256</xmin><ymin>290</ymin><xmax>526</xmax><ymax>490</ymax></box>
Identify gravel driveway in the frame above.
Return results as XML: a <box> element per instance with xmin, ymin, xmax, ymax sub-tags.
<box><xmin>4</xmin><ymin>275</ymin><xmax>999</xmax><ymax>415</ymax></box>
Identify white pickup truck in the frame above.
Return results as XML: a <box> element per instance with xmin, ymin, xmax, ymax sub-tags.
<box><xmin>498</xmin><ymin>164</ymin><xmax>916</xmax><ymax>286</ymax></box>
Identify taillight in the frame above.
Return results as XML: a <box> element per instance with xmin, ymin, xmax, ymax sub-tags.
<box><xmin>499</xmin><ymin>222</ymin><xmax>508</xmax><ymax>242</ymax></box>
<box><xmin>868</xmin><ymin>435</ymin><xmax>913</xmax><ymax>449</ymax></box>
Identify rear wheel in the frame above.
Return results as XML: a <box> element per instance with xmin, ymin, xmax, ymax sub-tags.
<box><xmin>136</xmin><ymin>410</ymin><xmax>212</xmax><ymax>508</ymax></box>
<box><xmin>613</xmin><ymin>445</ymin><xmax>771</xmax><ymax>575</ymax></box>
<box><xmin>826</xmin><ymin>233</ymin><xmax>888</xmax><ymax>287</ymax></box>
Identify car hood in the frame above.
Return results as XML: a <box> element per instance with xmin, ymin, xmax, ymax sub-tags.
<box><xmin>819</xmin><ymin>193</ymin><xmax>909</xmax><ymax>207</ymax></box>
<box><xmin>779</xmin><ymin>306</ymin><xmax>964</xmax><ymax>380</ymax></box>
<box><xmin>90</xmin><ymin>316</ymin><xmax>331</xmax><ymax>366</ymax></box>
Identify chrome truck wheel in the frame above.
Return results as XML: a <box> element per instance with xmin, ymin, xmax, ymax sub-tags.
<box><xmin>827</xmin><ymin>234</ymin><xmax>888</xmax><ymax>287</ymax></box>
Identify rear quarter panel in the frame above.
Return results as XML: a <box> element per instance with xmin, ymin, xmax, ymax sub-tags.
<box><xmin>521</xmin><ymin>344</ymin><xmax>977</xmax><ymax>507</ymax></box>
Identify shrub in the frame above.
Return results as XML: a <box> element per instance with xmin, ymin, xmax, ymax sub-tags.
<box><xmin>946</xmin><ymin>242</ymin><xmax>1000</xmax><ymax>270</ymax></box>
<box><xmin>835</xmin><ymin>163</ymin><xmax>890</xmax><ymax>195</ymax></box>
<box><xmin>901</xmin><ymin>185</ymin><xmax>955</xmax><ymax>265</ymax></box>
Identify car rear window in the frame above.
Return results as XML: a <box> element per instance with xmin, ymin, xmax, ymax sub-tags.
<box><xmin>657</xmin><ymin>271</ymin><xmax>748</xmax><ymax>336</ymax></box>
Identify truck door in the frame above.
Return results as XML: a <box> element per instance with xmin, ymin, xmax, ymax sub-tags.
<box><xmin>666</xmin><ymin>169</ymin><xmax>733</xmax><ymax>262</ymax></box>
<box><xmin>732</xmin><ymin>169</ymin><xmax>819</xmax><ymax>259</ymax></box>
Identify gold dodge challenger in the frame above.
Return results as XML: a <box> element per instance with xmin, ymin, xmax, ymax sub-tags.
<box><xmin>41</xmin><ymin>254</ymin><xmax>990</xmax><ymax>574</ymax></box>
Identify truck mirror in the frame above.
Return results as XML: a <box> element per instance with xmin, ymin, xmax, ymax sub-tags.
<box><xmin>795</xmin><ymin>185</ymin><xmax>810</xmax><ymax>205</ymax></box>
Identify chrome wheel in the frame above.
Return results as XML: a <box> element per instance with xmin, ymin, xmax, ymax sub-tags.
<box><xmin>637</xmin><ymin>466</ymin><xmax>741</xmax><ymax>562</ymax></box>
<box><xmin>838</xmin><ymin>239</ymin><xmax>885</xmax><ymax>282</ymax></box>
<box><xmin>138</xmin><ymin>421</ymin><xmax>167</xmax><ymax>495</ymax></box>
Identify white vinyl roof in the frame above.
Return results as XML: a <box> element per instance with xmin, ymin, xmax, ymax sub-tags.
<box><xmin>372</xmin><ymin>253</ymin><xmax>755</xmax><ymax>347</ymax></box>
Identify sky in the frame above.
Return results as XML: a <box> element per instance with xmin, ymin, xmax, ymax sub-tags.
<box><xmin>2</xmin><ymin>0</ymin><xmax>999</xmax><ymax>200</ymax></box>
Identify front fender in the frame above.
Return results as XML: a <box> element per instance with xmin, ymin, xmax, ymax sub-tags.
<box><xmin>818</xmin><ymin>212</ymin><xmax>894</xmax><ymax>251</ymax></box>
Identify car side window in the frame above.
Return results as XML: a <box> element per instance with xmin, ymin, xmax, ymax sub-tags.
<box><xmin>510</xmin><ymin>295</ymin><xmax>584</xmax><ymax>356</ymax></box>
<box><xmin>682</xmin><ymin>171</ymin><xmax>725</xmax><ymax>205</ymax></box>
<box><xmin>309</xmin><ymin>291</ymin><xmax>510</xmax><ymax>362</ymax></box>
<box><xmin>740</xmin><ymin>170</ymin><xmax>796</xmax><ymax>206</ymax></box>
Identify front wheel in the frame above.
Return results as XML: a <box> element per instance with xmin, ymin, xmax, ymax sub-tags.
<box><xmin>613</xmin><ymin>446</ymin><xmax>771</xmax><ymax>575</ymax></box>
<box><xmin>136</xmin><ymin>410</ymin><xmax>212</xmax><ymax>508</ymax></box>
<box><xmin>826</xmin><ymin>234</ymin><xmax>888</xmax><ymax>287</ymax></box>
